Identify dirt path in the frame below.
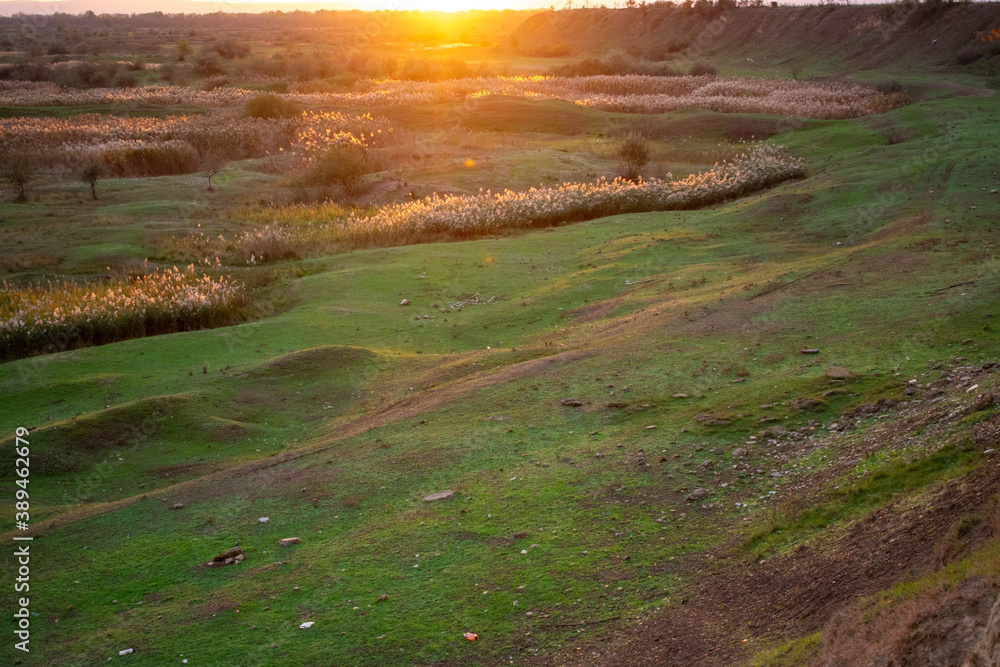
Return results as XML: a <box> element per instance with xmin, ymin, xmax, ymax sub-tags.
<box><xmin>2</xmin><ymin>347</ymin><xmax>593</xmax><ymax>541</ymax></box>
<box><xmin>927</xmin><ymin>80</ymin><xmax>996</xmax><ymax>98</ymax></box>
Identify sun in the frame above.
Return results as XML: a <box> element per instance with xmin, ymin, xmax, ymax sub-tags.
<box><xmin>355</xmin><ymin>0</ymin><xmax>528</xmax><ymax>10</ymax></box>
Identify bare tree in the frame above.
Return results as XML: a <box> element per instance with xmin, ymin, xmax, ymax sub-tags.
<box><xmin>202</xmin><ymin>152</ymin><xmax>226</xmax><ymax>191</ymax></box>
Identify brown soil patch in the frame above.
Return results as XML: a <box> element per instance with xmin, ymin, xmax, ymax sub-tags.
<box><xmin>191</xmin><ymin>596</ymin><xmax>239</xmax><ymax>619</ymax></box>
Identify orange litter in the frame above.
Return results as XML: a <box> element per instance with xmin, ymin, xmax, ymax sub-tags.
<box><xmin>463</xmin><ymin>632</ymin><xmax>479</xmax><ymax>641</ymax></box>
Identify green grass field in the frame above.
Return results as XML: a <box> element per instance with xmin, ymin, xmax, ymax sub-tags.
<box><xmin>2</xmin><ymin>20</ymin><xmax>1000</xmax><ymax>665</ymax></box>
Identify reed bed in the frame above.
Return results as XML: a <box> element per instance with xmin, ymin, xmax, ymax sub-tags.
<box><xmin>0</xmin><ymin>265</ymin><xmax>247</xmax><ymax>361</ymax></box>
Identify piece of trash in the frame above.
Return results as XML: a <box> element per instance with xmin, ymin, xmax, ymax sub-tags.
<box><xmin>118</xmin><ymin>648</ymin><xmax>134</xmax><ymax>655</ymax></box>
<box><xmin>463</xmin><ymin>632</ymin><xmax>478</xmax><ymax>641</ymax></box>
<box><xmin>300</xmin><ymin>621</ymin><xmax>315</xmax><ymax>629</ymax></box>
<box><xmin>258</xmin><ymin>517</ymin><xmax>269</xmax><ymax>523</ymax></box>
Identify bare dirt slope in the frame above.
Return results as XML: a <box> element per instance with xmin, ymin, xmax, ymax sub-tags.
<box><xmin>532</xmin><ymin>372</ymin><xmax>1000</xmax><ymax>667</ymax></box>
<box><xmin>503</xmin><ymin>4</ymin><xmax>1000</xmax><ymax>72</ymax></box>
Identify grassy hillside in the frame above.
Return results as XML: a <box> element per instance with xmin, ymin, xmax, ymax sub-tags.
<box><xmin>1</xmin><ymin>7</ymin><xmax>1000</xmax><ymax>667</ymax></box>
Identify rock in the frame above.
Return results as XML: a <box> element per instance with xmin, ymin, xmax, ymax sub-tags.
<box><xmin>672</xmin><ymin>393</ymin><xmax>690</xmax><ymax>399</ymax></box>
<box><xmin>731</xmin><ymin>448</ymin><xmax>748</xmax><ymax>457</ymax></box>
<box><xmin>560</xmin><ymin>398</ymin><xmax>583</xmax><ymax>407</ymax></box>
<box><xmin>904</xmin><ymin>386</ymin><xmax>916</xmax><ymax>396</ymax></box>
<box><xmin>767</xmin><ymin>424</ymin><xmax>789</xmax><ymax>437</ymax></box>
<box><xmin>118</xmin><ymin>648</ymin><xmax>134</xmax><ymax>656</ymax></box>
<box><xmin>693</xmin><ymin>413</ymin><xmax>730</xmax><ymax>426</ymax></box>
<box><xmin>971</xmin><ymin>393</ymin><xmax>995</xmax><ymax>412</ymax></box>
<box><xmin>258</xmin><ymin>517</ymin><xmax>269</xmax><ymax>523</ymax></box>
<box><xmin>828</xmin><ymin>422</ymin><xmax>841</xmax><ymax>431</ymax></box>
<box><xmin>213</xmin><ymin>547</ymin><xmax>243</xmax><ymax>562</ymax></box>
<box><xmin>422</xmin><ymin>490</ymin><xmax>455</xmax><ymax>502</ymax></box>
<box><xmin>686</xmin><ymin>488</ymin><xmax>709</xmax><ymax>501</ymax></box>
<box><xmin>825</xmin><ymin>366</ymin><xmax>853</xmax><ymax>380</ymax></box>
<box><xmin>790</xmin><ymin>398</ymin><xmax>823</xmax><ymax>412</ymax></box>
<box><xmin>278</xmin><ymin>537</ymin><xmax>301</xmax><ymax>547</ymax></box>
<box><xmin>700</xmin><ymin>459</ymin><xmax>714</xmax><ymax>468</ymax></box>
<box><xmin>800</xmin><ymin>348</ymin><xmax>821</xmax><ymax>354</ymax></box>
<box><xmin>171</xmin><ymin>503</ymin><xmax>184</xmax><ymax>510</ymax></box>
<box><xmin>300</xmin><ymin>621</ymin><xmax>314</xmax><ymax>629</ymax></box>
<box><xmin>400</xmin><ymin>299</ymin><xmax>410</xmax><ymax>306</ymax></box>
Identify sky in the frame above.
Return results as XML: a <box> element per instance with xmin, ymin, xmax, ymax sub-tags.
<box><xmin>0</xmin><ymin>0</ymin><xmax>551</xmax><ymax>14</ymax></box>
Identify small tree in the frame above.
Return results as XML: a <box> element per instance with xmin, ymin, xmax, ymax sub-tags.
<box><xmin>615</xmin><ymin>132</ymin><xmax>650</xmax><ymax>182</ymax></box>
<box><xmin>81</xmin><ymin>162</ymin><xmax>103</xmax><ymax>200</ymax></box>
<box><xmin>202</xmin><ymin>152</ymin><xmax>225</xmax><ymax>191</ymax></box>
<box><xmin>2</xmin><ymin>155</ymin><xmax>36</xmax><ymax>203</ymax></box>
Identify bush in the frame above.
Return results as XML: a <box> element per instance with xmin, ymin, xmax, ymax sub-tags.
<box><xmin>193</xmin><ymin>50</ymin><xmax>224</xmax><ymax>76</ymax></box>
<box><xmin>111</xmin><ymin>69</ymin><xmax>137</xmax><ymax>88</ymax></box>
<box><xmin>615</xmin><ymin>131</ymin><xmax>651</xmax><ymax>182</ymax></box>
<box><xmin>872</xmin><ymin>80</ymin><xmax>905</xmax><ymax>94</ymax></box>
<box><xmin>551</xmin><ymin>49</ymin><xmax>681</xmax><ymax>77</ymax></box>
<box><xmin>245</xmin><ymin>93</ymin><xmax>301</xmax><ymax>119</ymax></box>
<box><xmin>307</xmin><ymin>144</ymin><xmax>373</xmax><ymax>194</ymax></box>
<box><xmin>688</xmin><ymin>61</ymin><xmax>718</xmax><ymax>77</ymax></box>
<box><xmin>207</xmin><ymin>37</ymin><xmax>250</xmax><ymax>59</ymax></box>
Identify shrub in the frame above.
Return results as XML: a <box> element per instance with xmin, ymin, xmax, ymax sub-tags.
<box><xmin>615</xmin><ymin>131</ymin><xmax>651</xmax><ymax>182</ymax></box>
<box><xmin>193</xmin><ymin>50</ymin><xmax>224</xmax><ymax>76</ymax></box>
<box><xmin>307</xmin><ymin>144</ymin><xmax>373</xmax><ymax>194</ymax></box>
<box><xmin>551</xmin><ymin>49</ymin><xmax>682</xmax><ymax>77</ymax></box>
<box><xmin>688</xmin><ymin>61</ymin><xmax>718</xmax><ymax>77</ymax></box>
<box><xmin>207</xmin><ymin>37</ymin><xmax>250</xmax><ymax>59</ymax></box>
<box><xmin>872</xmin><ymin>80</ymin><xmax>905</xmax><ymax>95</ymax></box>
<box><xmin>111</xmin><ymin>69</ymin><xmax>137</xmax><ymax>88</ymax></box>
<box><xmin>245</xmin><ymin>93</ymin><xmax>301</xmax><ymax>119</ymax></box>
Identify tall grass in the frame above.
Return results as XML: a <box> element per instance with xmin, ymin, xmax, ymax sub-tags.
<box><xmin>166</xmin><ymin>142</ymin><xmax>805</xmax><ymax>264</ymax></box>
<box><xmin>0</xmin><ymin>76</ymin><xmax>907</xmax><ymax>120</ymax></box>
<box><xmin>0</xmin><ymin>266</ymin><xmax>247</xmax><ymax>361</ymax></box>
